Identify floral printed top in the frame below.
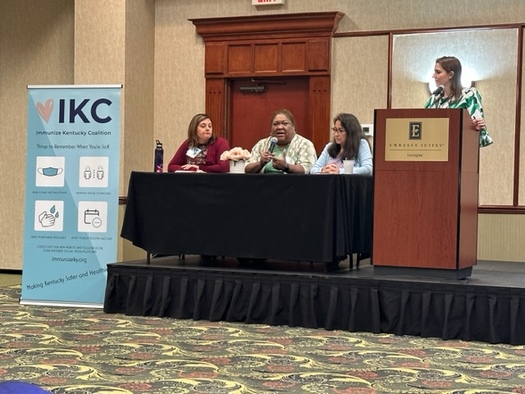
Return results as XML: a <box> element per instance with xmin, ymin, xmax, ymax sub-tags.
<box><xmin>246</xmin><ymin>134</ymin><xmax>317</xmax><ymax>173</ymax></box>
<box><xmin>424</xmin><ymin>87</ymin><xmax>493</xmax><ymax>147</ymax></box>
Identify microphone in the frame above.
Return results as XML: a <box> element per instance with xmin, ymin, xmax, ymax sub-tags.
<box><xmin>268</xmin><ymin>136</ymin><xmax>278</xmax><ymax>153</ymax></box>
<box><xmin>432</xmin><ymin>85</ymin><xmax>444</xmax><ymax>96</ymax></box>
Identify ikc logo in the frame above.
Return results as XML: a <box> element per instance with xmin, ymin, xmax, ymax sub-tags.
<box><xmin>36</xmin><ymin>98</ymin><xmax>113</xmax><ymax>124</ymax></box>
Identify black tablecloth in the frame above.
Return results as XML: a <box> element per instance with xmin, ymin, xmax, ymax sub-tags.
<box><xmin>121</xmin><ymin>172</ymin><xmax>372</xmax><ymax>263</ymax></box>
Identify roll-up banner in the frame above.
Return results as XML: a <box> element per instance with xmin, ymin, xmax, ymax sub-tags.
<box><xmin>21</xmin><ymin>85</ymin><xmax>122</xmax><ymax>307</ymax></box>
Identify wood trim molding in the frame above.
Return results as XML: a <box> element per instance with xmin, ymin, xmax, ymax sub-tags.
<box><xmin>190</xmin><ymin>12</ymin><xmax>344</xmax><ymax>41</ymax></box>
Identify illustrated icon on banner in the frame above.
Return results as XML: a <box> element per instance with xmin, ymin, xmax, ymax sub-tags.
<box><xmin>84</xmin><ymin>209</ymin><xmax>103</xmax><ymax>228</ymax></box>
<box><xmin>77</xmin><ymin>201</ymin><xmax>107</xmax><ymax>233</ymax></box>
<box><xmin>78</xmin><ymin>157</ymin><xmax>109</xmax><ymax>188</ymax></box>
<box><xmin>83</xmin><ymin>166</ymin><xmax>105</xmax><ymax>180</ymax></box>
<box><xmin>36</xmin><ymin>156</ymin><xmax>65</xmax><ymax>187</ymax></box>
<box><xmin>38</xmin><ymin>167</ymin><xmax>63</xmax><ymax>177</ymax></box>
<box><xmin>34</xmin><ymin>201</ymin><xmax>64</xmax><ymax>231</ymax></box>
<box><xmin>38</xmin><ymin>205</ymin><xmax>59</xmax><ymax>227</ymax></box>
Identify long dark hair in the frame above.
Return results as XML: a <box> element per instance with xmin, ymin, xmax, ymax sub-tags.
<box><xmin>327</xmin><ymin>113</ymin><xmax>366</xmax><ymax>160</ymax></box>
<box><xmin>436</xmin><ymin>56</ymin><xmax>463</xmax><ymax>102</ymax></box>
<box><xmin>187</xmin><ymin>113</ymin><xmax>215</xmax><ymax>147</ymax></box>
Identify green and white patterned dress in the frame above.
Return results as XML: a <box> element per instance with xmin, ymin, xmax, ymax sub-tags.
<box><xmin>424</xmin><ymin>87</ymin><xmax>493</xmax><ymax>147</ymax></box>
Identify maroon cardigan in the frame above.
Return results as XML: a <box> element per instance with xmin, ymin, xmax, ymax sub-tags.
<box><xmin>167</xmin><ymin>137</ymin><xmax>230</xmax><ymax>173</ymax></box>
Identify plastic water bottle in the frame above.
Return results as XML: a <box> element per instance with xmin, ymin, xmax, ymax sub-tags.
<box><xmin>154</xmin><ymin>140</ymin><xmax>163</xmax><ymax>173</ymax></box>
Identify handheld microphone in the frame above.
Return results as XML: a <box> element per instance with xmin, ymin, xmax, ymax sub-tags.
<box><xmin>432</xmin><ymin>85</ymin><xmax>444</xmax><ymax>96</ymax></box>
<box><xmin>268</xmin><ymin>136</ymin><xmax>278</xmax><ymax>153</ymax></box>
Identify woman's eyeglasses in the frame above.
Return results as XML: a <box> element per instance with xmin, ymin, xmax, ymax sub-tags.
<box><xmin>332</xmin><ymin>127</ymin><xmax>346</xmax><ymax>134</ymax></box>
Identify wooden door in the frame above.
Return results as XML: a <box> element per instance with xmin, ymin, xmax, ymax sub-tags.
<box><xmin>228</xmin><ymin>77</ymin><xmax>310</xmax><ymax>152</ymax></box>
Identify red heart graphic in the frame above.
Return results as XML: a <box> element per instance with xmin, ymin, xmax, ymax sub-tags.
<box><xmin>36</xmin><ymin>99</ymin><xmax>54</xmax><ymax>122</ymax></box>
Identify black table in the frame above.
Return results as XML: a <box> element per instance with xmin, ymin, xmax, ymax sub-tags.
<box><xmin>121</xmin><ymin>172</ymin><xmax>373</xmax><ymax>264</ymax></box>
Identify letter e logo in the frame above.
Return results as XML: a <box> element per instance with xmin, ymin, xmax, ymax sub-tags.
<box><xmin>409</xmin><ymin>122</ymin><xmax>422</xmax><ymax>140</ymax></box>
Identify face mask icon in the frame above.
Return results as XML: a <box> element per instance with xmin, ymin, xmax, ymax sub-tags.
<box><xmin>38</xmin><ymin>167</ymin><xmax>63</xmax><ymax>177</ymax></box>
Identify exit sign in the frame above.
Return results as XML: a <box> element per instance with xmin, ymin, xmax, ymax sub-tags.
<box><xmin>252</xmin><ymin>0</ymin><xmax>285</xmax><ymax>5</ymax></box>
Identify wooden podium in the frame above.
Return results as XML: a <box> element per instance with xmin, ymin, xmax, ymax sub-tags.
<box><xmin>372</xmin><ymin>108</ymin><xmax>479</xmax><ymax>279</ymax></box>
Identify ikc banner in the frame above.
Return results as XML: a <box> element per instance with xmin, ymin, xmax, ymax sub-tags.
<box><xmin>21</xmin><ymin>85</ymin><xmax>122</xmax><ymax>307</ymax></box>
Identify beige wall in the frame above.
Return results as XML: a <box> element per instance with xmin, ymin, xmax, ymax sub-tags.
<box><xmin>331</xmin><ymin>36</ymin><xmax>389</xmax><ymax>130</ymax></box>
<box><xmin>1</xmin><ymin>0</ymin><xmax>524</xmax><ymax>269</ymax></box>
<box><xmin>0</xmin><ymin>0</ymin><xmax>74</xmax><ymax>270</ymax></box>
<box><xmin>478</xmin><ymin>215</ymin><xmax>525</xmax><ymax>261</ymax></box>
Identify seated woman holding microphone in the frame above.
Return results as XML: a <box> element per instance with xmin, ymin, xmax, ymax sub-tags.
<box><xmin>244</xmin><ymin>108</ymin><xmax>317</xmax><ymax>174</ymax></box>
<box><xmin>310</xmin><ymin>113</ymin><xmax>373</xmax><ymax>175</ymax></box>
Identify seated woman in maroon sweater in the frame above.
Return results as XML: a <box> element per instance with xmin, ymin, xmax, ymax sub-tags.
<box><xmin>167</xmin><ymin>113</ymin><xmax>230</xmax><ymax>173</ymax></box>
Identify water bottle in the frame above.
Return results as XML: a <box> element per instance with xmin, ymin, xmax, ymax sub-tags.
<box><xmin>154</xmin><ymin>140</ymin><xmax>163</xmax><ymax>173</ymax></box>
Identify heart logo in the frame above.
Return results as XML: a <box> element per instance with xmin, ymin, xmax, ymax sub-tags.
<box><xmin>36</xmin><ymin>99</ymin><xmax>54</xmax><ymax>123</ymax></box>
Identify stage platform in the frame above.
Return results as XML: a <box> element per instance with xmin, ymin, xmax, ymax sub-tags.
<box><xmin>104</xmin><ymin>256</ymin><xmax>525</xmax><ymax>345</ymax></box>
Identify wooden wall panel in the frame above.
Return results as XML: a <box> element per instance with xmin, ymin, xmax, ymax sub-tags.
<box><xmin>307</xmin><ymin>40</ymin><xmax>329</xmax><ymax>71</ymax></box>
<box><xmin>228</xmin><ymin>45</ymin><xmax>252</xmax><ymax>74</ymax></box>
<box><xmin>205</xmin><ymin>43</ymin><xmax>226</xmax><ymax>75</ymax></box>
<box><xmin>254</xmin><ymin>43</ymin><xmax>279</xmax><ymax>73</ymax></box>
<box><xmin>282</xmin><ymin>42</ymin><xmax>307</xmax><ymax>73</ymax></box>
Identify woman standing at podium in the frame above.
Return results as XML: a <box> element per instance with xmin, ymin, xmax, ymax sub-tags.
<box><xmin>167</xmin><ymin>113</ymin><xmax>230</xmax><ymax>173</ymax></box>
<box><xmin>424</xmin><ymin>56</ymin><xmax>493</xmax><ymax>147</ymax></box>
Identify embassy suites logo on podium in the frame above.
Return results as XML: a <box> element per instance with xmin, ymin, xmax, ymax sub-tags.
<box><xmin>385</xmin><ymin>118</ymin><xmax>449</xmax><ymax>162</ymax></box>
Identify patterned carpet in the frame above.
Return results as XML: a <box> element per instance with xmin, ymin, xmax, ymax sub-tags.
<box><xmin>1</xmin><ymin>285</ymin><xmax>525</xmax><ymax>393</ymax></box>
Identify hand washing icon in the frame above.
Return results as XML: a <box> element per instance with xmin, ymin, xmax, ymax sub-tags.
<box><xmin>38</xmin><ymin>205</ymin><xmax>59</xmax><ymax>228</ymax></box>
<box><xmin>37</xmin><ymin>167</ymin><xmax>63</xmax><ymax>177</ymax></box>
